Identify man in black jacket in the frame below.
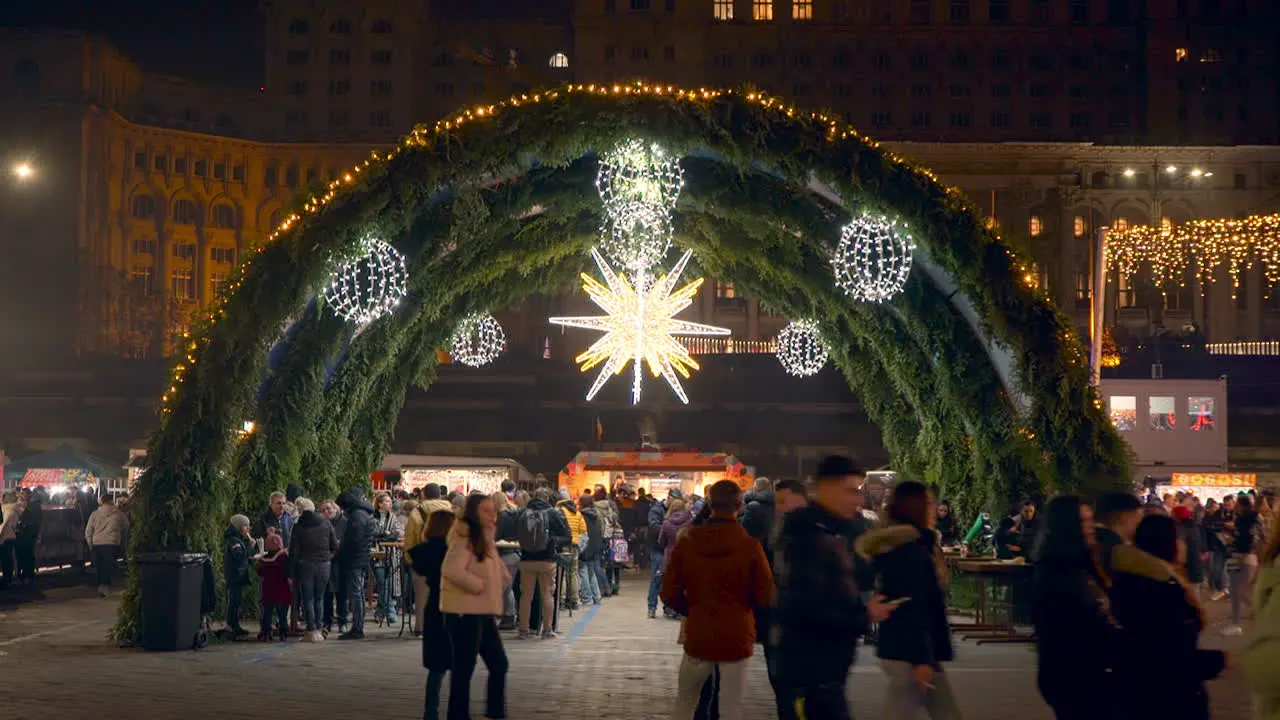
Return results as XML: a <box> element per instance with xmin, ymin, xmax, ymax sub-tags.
<box><xmin>335</xmin><ymin>487</ymin><xmax>375</xmax><ymax>640</ymax></box>
<box><xmin>321</xmin><ymin>500</ymin><xmax>348</xmax><ymax>633</ymax></box>
<box><xmin>740</xmin><ymin>477</ymin><xmax>775</xmax><ymax>545</ymax></box>
<box><xmin>1095</xmin><ymin>491</ymin><xmax>1143</xmax><ymax>578</ymax></box>
<box><xmin>772</xmin><ymin>456</ymin><xmax>894</xmax><ymax>720</ymax></box>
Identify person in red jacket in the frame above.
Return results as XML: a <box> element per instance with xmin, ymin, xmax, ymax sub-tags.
<box><xmin>661</xmin><ymin>480</ymin><xmax>772</xmax><ymax>719</ymax></box>
<box><xmin>256</xmin><ymin>527</ymin><xmax>292</xmax><ymax>642</ymax></box>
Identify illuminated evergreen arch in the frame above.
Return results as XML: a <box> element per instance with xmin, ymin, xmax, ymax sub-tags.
<box><xmin>115</xmin><ymin>83</ymin><xmax>1127</xmax><ymax>641</ymax></box>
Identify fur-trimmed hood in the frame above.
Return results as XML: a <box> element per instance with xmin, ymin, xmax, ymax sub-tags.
<box><xmin>856</xmin><ymin>524</ymin><xmax>924</xmax><ymax>559</ymax></box>
<box><xmin>1111</xmin><ymin>543</ymin><xmax>1178</xmax><ymax>583</ymax></box>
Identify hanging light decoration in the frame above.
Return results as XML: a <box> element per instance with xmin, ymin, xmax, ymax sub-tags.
<box><xmin>595</xmin><ymin>138</ymin><xmax>684</xmax><ymax>273</ymax></box>
<box><xmin>449</xmin><ymin>312</ymin><xmax>507</xmax><ymax>367</ymax></box>
<box><xmin>320</xmin><ymin>236</ymin><xmax>408</xmax><ymax>324</ymax></box>
<box><xmin>775</xmin><ymin>319</ymin><xmax>829</xmax><ymax>377</ymax></box>
<box><xmin>832</xmin><ymin>212</ymin><xmax>916</xmax><ymax>303</ymax></box>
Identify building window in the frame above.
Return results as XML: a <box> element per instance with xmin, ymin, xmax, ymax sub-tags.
<box><xmin>910</xmin><ymin>53</ymin><xmax>928</xmax><ymax>71</ymax></box>
<box><xmin>329</xmin><ymin>19</ymin><xmax>351</xmax><ymax>34</ymax></box>
<box><xmin>371</xmin><ymin>19</ymin><xmax>393</xmax><ymax>33</ymax></box>
<box><xmin>131</xmin><ymin>266</ymin><xmax>154</xmax><ymax>296</ymax></box>
<box><xmin>371</xmin><ymin>50</ymin><xmax>393</xmax><ymax>65</ymax></box>
<box><xmin>153</xmin><ymin>155</ymin><xmax>167</xmax><ymax>172</ymax></box>
<box><xmin>1030</xmin><ymin>84</ymin><xmax>1051</xmax><ymax>99</ymax></box>
<box><xmin>989</xmin><ymin>0</ymin><xmax>1010</xmax><ymax>22</ymax></box>
<box><xmin>287</xmin><ymin>80</ymin><xmax>308</xmax><ymax>95</ymax></box>
<box><xmin>133</xmin><ymin>151</ymin><xmax>147</xmax><ymax>170</ymax></box>
<box><xmin>172</xmin><ymin>199</ymin><xmax>198</xmax><ymax>225</ymax></box>
<box><xmin>432</xmin><ymin>51</ymin><xmax>453</xmax><ymax>68</ymax></box>
<box><xmin>131</xmin><ymin>195</ymin><xmax>156</xmax><ymax>219</ymax></box>
<box><xmin>211</xmin><ymin>247</ymin><xmax>236</xmax><ymax>264</ymax></box>
<box><xmin>288</xmin><ymin>19</ymin><xmax>309</xmax><ymax>36</ymax></box>
<box><xmin>1112</xmin><ymin>217</ymin><xmax>1129</xmax><ymax>232</ymax></box>
<box><xmin>329</xmin><ymin>79</ymin><xmax>350</xmax><ymax>96</ymax></box>
<box><xmin>1117</xmin><ymin>271</ymin><xmax>1136</xmax><ymax>307</ymax></box>
<box><xmin>1149</xmin><ymin>396</ymin><xmax>1175</xmax><ymax>430</ymax></box>
<box><xmin>1031</xmin><ymin>0</ymin><xmax>1049</xmax><ymax>22</ymax></box>
<box><xmin>949</xmin><ymin>112</ymin><xmax>971</xmax><ymax>128</ymax></box>
<box><xmin>872</xmin><ymin>111</ymin><xmax>891</xmax><ymax>127</ymax></box>
<box><xmin>991</xmin><ymin>111</ymin><xmax>1011</xmax><ymax>128</ymax></box>
<box><xmin>604</xmin><ymin>45</ymin><xmax>616</xmax><ymax>61</ymax></box>
<box><xmin>171</xmin><ymin>269</ymin><xmax>196</xmax><ymax>301</ymax></box>
<box><xmin>1075</xmin><ymin>268</ymin><xmax>1090</xmax><ymax>305</ymax></box>
<box><xmin>950</xmin><ymin>0</ymin><xmax>970</xmax><ymax>23</ymax></box>
<box><xmin>911</xmin><ymin>111</ymin><xmax>932</xmax><ymax>127</ymax></box>
<box><xmin>549</xmin><ymin>52</ymin><xmax>569</xmax><ymax>68</ymax></box>
<box><xmin>631</xmin><ymin>45</ymin><xmax>650</xmax><ymax>60</ymax></box>
<box><xmin>286</xmin><ymin>49</ymin><xmax>308</xmax><ymax>65</ymax></box>
<box><xmin>1160</xmin><ymin>216</ymin><xmax>1173</xmax><ymax>235</ymax></box>
<box><xmin>1070</xmin><ymin>0</ymin><xmax>1088</xmax><ymax>22</ymax></box>
<box><xmin>911</xmin><ymin>84</ymin><xmax>931</xmax><ymax>99</ymax></box>
<box><xmin>210</xmin><ymin>272</ymin><xmax>229</xmax><ymax>298</ymax></box>
<box><xmin>714</xmin><ymin>0</ymin><xmax>733</xmax><ymax>19</ymax></box>
<box><xmin>285</xmin><ymin>167</ymin><xmax>299</xmax><ymax>187</ymax></box>
<box><xmin>213</xmin><ymin>163</ymin><xmax>226</xmax><ymax>181</ymax></box>
<box><xmin>174</xmin><ymin>157</ymin><xmax>187</xmax><ymax>174</ymax></box>
<box><xmin>949</xmin><ymin>84</ymin><xmax>971</xmax><ymax>99</ymax></box>
<box><xmin>329</xmin><ymin>49</ymin><xmax>350</xmax><ymax>66</ymax></box>
<box><xmin>329</xmin><ymin>110</ymin><xmax>350</xmax><ymax>127</ymax></box>
<box><xmin>433</xmin><ymin>82</ymin><xmax>455</xmax><ymax>96</ymax></box>
<box><xmin>370</xmin><ymin>80</ymin><xmax>393</xmax><ymax>97</ymax></box>
<box><xmin>133</xmin><ymin>237</ymin><xmax>157</xmax><ymax>256</ymax></box>
<box><xmin>664</xmin><ymin>46</ymin><xmax>676</xmax><ymax>61</ymax></box>
<box><xmin>1029</xmin><ymin>215</ymin><xmax>1043</xmax><ymax>237</ymax></box>
<box><xmin>1108</xmin><ymin>395</ymin><xmax>1136</xmax><ymax>431</ymax></box>
<box><xmin>264</xmin><ymin>166</ymin><xmax>278</xmax><ymax>188</ymax></box>
<box><xmin>630</xmin><ymin>0</ymin><xmax>651</xmax><ymax>9</ymax></box>
<box><xmin>172</xmin><ymin>242</ymin><xmax>196</xmax><ymax>260</ymax></box>
<box><xmin>1030</xmin><ymin>112</ymin><xmax>1051</xmax><ymax>129</ymax></box>
<box><xmin>369</xmin><ymin>111</ymin><xmax>392</xmax><ymax>127</ymax></box>
<box><xmin>306</xmin><ymin>168</ymin><xmax>318</xmax><ymax>183</ymax></box>
<box><xmin>1188</xmin><ymin>396</ymin><xmax>1215</xmax><ymax>431</ymax></box>
<box><xmin>211</xmin><ymin>204</ymin><xmax>236</xmax><ymax>229</ymax></box>
<box><xmin>910</xmin><ymin>0</ymin><xmax>930</xmax><ymax>22</ymax></box>
<box><xmin>793</xmin><ymin>0</ymin><xmax>813</xmax><ymax>20</ymax></box>
<box><xmin>1073</xmin><ymin>215</ymin><xmax>1086</xmax><ymax>237</ymax></box>
<box><xmin>753</xmin><ymin>0</ymin><xmax>773</xmax><ymax>20</ymax></box>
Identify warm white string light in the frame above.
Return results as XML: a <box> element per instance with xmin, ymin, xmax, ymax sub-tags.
<box><xmin>598</xmin><ymin>200</ymin><xmax>674</xmax><ymax>273</ymax></box>
<box><xmin>549</xmin><ymin>248</ymin><xmax>730</xmax><ymax>404</ymax></box>
<box><xmin>449</xmin><ymin>312</ymin><xmax>506</xmax><ymax>367</ymax></box>
<box><xmin>832</xmin><ymin>212</ymin><xmax>916</xmax><ymax>303</ymax></box>
<box><xmin>775</xmin><ymin>319</ymin><xmax>829</xmax><ymax>376</ymax></box>
<box><xmin>320</xmin><ymin>237</ymin><xmax>408</xmax><ymax>324</ymax></box>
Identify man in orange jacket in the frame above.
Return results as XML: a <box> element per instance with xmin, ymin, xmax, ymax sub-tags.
<box><xmin>661</xmin><ymin>480</ymin><xmax>772</xmax><ymax>719</ymax></box>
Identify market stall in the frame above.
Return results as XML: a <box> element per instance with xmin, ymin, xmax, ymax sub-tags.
<box><xmin>1152</xmin><ymin>472</ymin><xmax>1257</xmax><ymax>500</ymax></box>
<box><xmin>556</xmin><ymin>448</ymin><xmax>754</xmax><ymax>499</ymax></box>
<box><xmin>372</xmin><ymin>454</ymin><xmax>532</xmax><ymax>495</ymax></box>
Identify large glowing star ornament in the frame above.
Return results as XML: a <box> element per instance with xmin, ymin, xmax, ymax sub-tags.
<box><xmin>549</xmin><ymin>249</ymin><xmax>730</xmax><ymax>405</ymax></box>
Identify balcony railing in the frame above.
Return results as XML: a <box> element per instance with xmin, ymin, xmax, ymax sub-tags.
<box><xmin>685</xmin><ymin>338</ymin><xmax>778</xmax><ymax>355</ymax></box>
<box><xmin>1205</xmin><ymin>341</ymin><xmax>1280</xmax><ymax>356</ymax></box>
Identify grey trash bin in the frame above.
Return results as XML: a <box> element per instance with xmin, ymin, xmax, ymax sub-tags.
<box><xmin>137</xmin><ymin>552</ymin><xmax>207</xmax><ymax>651</ymax></box>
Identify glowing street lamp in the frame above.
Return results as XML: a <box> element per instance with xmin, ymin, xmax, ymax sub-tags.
<box><xmin>12</xmin><ymin>163</ymin><xmax>33</xmax><ymax>180</ymax></box>
<box><xmin>1122</xmin><ymin>168</ymin><xmax>1136</xmax><ymax>178</ymax></box>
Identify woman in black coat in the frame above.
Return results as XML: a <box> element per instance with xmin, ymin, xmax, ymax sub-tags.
<box><xmin>420</xmin><ymin>510</ymin><xmax>456</xmax><ymax>720</ymax></box>
<box><xmin>1111</xmin><ymin>515</ymin><xmax>1225</xmax><ymax>720</ymax></box>
<box><xmin>1030</xmin><ymin>496</ymin><xmax>1125</xmax><ymax>720</ymax></box>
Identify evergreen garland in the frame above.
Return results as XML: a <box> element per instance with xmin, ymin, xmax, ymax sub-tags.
<box><xmin>114</xmin><ymin>84</ymin><xmax>1129</xmax><ymax>643</ymax></box>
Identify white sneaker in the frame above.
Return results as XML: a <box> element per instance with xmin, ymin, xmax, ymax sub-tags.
<box><xmin>1222</xmin><ymin>624</ymin><xmax>1244</xmax><ymax>636</ymax></box>
<box><xmin>1209</xmin><ymin>591</ymin><xmax>1226</xmax><ymax>601</ymax></box>
<box><xmin>313</xmin><ymin>630</ymin><xmax>325</xmax><ymax>642</ymax></box>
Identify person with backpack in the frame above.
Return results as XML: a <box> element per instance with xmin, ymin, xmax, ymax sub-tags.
<box><xmin>647</xmin><ymin>488</ymin><xmax>683</xmax><ymax>618</ymax></box>
<box><xmin>516</xmin><ymin>487</ymin><xmax>571</xmax><ymax>639</ymax></box>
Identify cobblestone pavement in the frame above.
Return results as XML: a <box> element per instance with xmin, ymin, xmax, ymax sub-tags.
<box><xmin>0</xmin><ymin>574</ymin><xmax>1255</xmax><ymax>720</ymax></box>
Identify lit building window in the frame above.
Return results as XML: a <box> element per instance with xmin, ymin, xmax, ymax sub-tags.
<box><xmin>1160</xmin><ymin>216</ymin><xmax>1173</xmax><ymax>234</ymax></box>
<box><xmin>714</xmin><ymin>0</ymin><xmax>733</xmax><ymax>19</ymax></box>
<box><xmin>1112</xmin><ymin>217</ymin><xmax>1129</xmax><ymax>232</ymax></box>
<box><xmin>1188</xmin><ymin>396</ymin><xmax>1215</xmax><ymax>431</ymax></box>
<box><xmin>754</xmin><ymin>0</ymin><xmax>773</xmax><ymax>20</ymax></box>
<box><xmin>210</xmin><ymin>272</ymin><xmax>229</xmax><ymax>299</ymax></box>
<box><xmin>1175</xmin><ymin>48</ymin><xmax>1188</xmax><ymax>62</ymax></box>
<box><xmin>1117</xmin><ymin>272</ymin><xmax>1136</xmax><ymax>307</ymax></box>
<box><xmin>1149</xmin><ymin>396</ymin><xmax>1175</xmax><ymax>430</ymax></box>
<box><xmin>1073</xmin><ymin>215</ymin><xmax>1086</xmax><ymax>237</ymax></box>
<box><xmin>1108</xmin><ymin>395</ymin><xmax>1136</xmax><ymax>431</ymax></box>
<box><xmin>717</xmin><ymin>281</ymin><xmax>738</xmax><ymax>299</ymax></box>
<box><xmin>793</xmin><ymin>0</ymin><xmax>813</xmax><ymax>19</ymax></box>
<box><xmin>171</xmin><ymin>269</ymin><xmax>196</xmax><ymax>301</ymax></box>
<box><xmin>549</xmin><ymin>52</ymin><xmax>569</xmax><ymax>68</ymax></box>
<box><xmin>1029</xmin><ymin>215</ymin><xmax>1043</xmax><ymax>237</ymax></box>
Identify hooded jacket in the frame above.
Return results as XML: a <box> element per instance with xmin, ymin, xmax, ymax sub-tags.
<box><xmin>661</xmin><ymin>509</ymin><xmax>694</xmax><ymax>566</ymax></box>
<box><xmin>857</xmin><ymin>523</ymin><xmax>954</xmax><ymax>667</ymax></box>
<box><xmin>85</xmin><ymin>503</ymin><xmax>130</xmax><ymax>548</ymax></box>
<box><xmin>558</xmin><ymin>499</ymin><xmax>586</xmax><ymax>544</ymax></box>
<box><xmin>289</xmin><ymin>509</ymin><xmax>338</xmax><ymax>565</ymax></box>
<box><xmin>660</xmin><ymin>517</ymin><xmax>772</xmax><ymax>662</ymax></box>
<box><xmin>336</xmin><ymin>488</ymin><xmax>376</xmax><ymax>567</ymax></box>
<box><xmin>739</xmin><ymin>490</ymin><xmax>776</xmax><ymax>546</ymax></box>
<box><xmin>594</xmin><ymin>498</ymin><xmax>621</xmax><ymax>538</ymax></box>
<box><xmin>516</xmin><ymin>499</ymin><xmax>571</xmax><ymax>563</ymax></box>
<box><xmin>580</xmin><ymin>506</ymin><xmax>605</xmax><ymax>561</ymax></box>
<box><xmin>404</xmin><ymin>498</ymin><xmax>454</xmax><ymax>552</ymax></box>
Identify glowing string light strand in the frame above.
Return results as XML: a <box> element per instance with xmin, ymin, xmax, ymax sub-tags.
<box><xmin>549</xmin><ymin>248</ymin><xmax>730</xmax><ymax>404</ymax></box>
<box><xmin>776</xmin><ymin>320</ymin><xmax>829</xmax><ymax>377</ymax></box>
<box><xmin>449</xmin><ymin>312</ymin><xmax>507</xmax><ymax>367</ymax></box>
<box><xmin>320</xmin><ymin>237</ymin><xmax>408</xmax><ymax>324</ymax></box>
<box><xmin>595</xmin><ymin>139</ymin><xmax>684</xmax><ymax>272</ymax></box>
<box><xmin>1107</xmin><ymin>212</ymin><xmax>1280</xmax><ymax>298</ymax></box>
<box><xmin>833</xmin><ymin>212</ymin><xmax>916</xmax><ymax>303</ymax></box>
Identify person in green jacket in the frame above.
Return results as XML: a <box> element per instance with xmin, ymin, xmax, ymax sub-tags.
<box><xmin>1246</xmin><ymin>525</ymin><xmax>1280</xmax><ymax>719</ymax></box>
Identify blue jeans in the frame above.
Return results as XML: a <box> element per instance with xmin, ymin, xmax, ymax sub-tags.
<box><xmin>648</xmin><ymin>549</ymin><xmax>665</xmax><ymax>612</ymax></box>
<box><xmin>296</xmin><ymin>561</ymin><xmax>329</xmax><ymax>631</ymax></box>
<box><xmin>373</xmin><ymin>564</ymin><xmax>396</xmax><ymax>620</ymax></box>
<box><xmin>578</xmin><ymin>557</ymin><xmax>602</xmax><ymax>605</ymax></box>
<box><xmin>347</xmin><ymin>565</ymin><xmax>369</xmax><ymax>633</ymax></box>
<box><xmin>594</xmin><ymin>558</ymin><xmax>610</xmax><ymax>595</ymax></box>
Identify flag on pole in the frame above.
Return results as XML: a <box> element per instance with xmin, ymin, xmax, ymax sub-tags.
<box><xmin>595</xmin><ymin>416</ymin><xmax>604</xmax><ymax>444</ymax></box>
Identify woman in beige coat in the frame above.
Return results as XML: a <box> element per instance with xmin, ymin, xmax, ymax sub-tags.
<box><xmin>441</xmin><ymin>493</ymin><xmax>510</xmax><ymax>720</ymax></box>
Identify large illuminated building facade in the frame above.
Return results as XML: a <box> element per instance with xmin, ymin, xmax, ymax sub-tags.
<box><xmin>0</xmin><ymin>0</ymin><xmax>1279</xmax><ymax>469</ymax></box>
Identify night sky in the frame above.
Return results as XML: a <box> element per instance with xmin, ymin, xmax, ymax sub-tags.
<box><xmin>0</xmin><ymin>0</ymin><xmax>261</xmax><ymax>86</ymax></box>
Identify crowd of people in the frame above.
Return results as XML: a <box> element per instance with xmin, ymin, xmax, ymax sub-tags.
<box><xmin>0</xmin><ymin>486</ymin><xmax>130</xmax><ymax>596</ymax></box>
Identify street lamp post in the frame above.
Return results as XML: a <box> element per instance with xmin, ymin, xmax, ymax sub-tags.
<box><xmin>12</xmin><ymin>162</ymin><xmax>33</xmax><ymax>181</ymax></box>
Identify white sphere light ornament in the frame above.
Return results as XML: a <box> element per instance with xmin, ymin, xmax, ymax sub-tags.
<box><xmin>321</xmin><ymin>237</ymin><xmax>408</xmax><ymax>324</ymax></box>
<box><xmin>776</xmin><ymin>319</ymin><xmax>829</xmax><ymax>377</ymax></box>
<box><xmin>598</xmin><ymin>200</ymin><xmax>674</xmax><ymax>272</ymax></box>
<box><xmin>596</xmin><ymin>138</ymin><xmax>684</xmax><ymax>211</ymax></box>
<box><xmin>450</xmin><ymin>312</ymin><xmax>506</xmax><ymax>367</ymax></box>
<box><xmin>833</xmin><ymin>212</ymin><xmax>917</xmax><ymax>303</ymax></box>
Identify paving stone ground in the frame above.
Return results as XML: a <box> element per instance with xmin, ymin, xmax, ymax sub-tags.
<box><xmin>0</xmin><ymin>572</ymin><xmax>1255</xmax><ymax>719</ymax></box>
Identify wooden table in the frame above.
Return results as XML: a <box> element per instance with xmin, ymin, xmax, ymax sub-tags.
<box><xmin>948</xmin><ymin>559</ymin><xmax>1035</xmax><ymax>644</ymax></box>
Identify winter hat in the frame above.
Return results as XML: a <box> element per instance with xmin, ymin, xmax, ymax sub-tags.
<box><xmin>558</xmin><ymin>488</ymin><xmax>571</xmax><ymax>501</ymax></box>
<box><xmin>263</xmin><ymin>527</ymin><xmax>284</xmax><ymax>552</ymax></box>
<box><xmin>1172</xmin><ymin>505</ymin><xmax>1193</xmax><ymax>522</ymax></box>
<box><xmin>295</xmin><ymin>497</ymin><xmax>315</xmax><ymax>513</ymax></box>
<box><xmin>230</xmin><ymin>514</ymin><xmax>251</xmax><ymax>531</ymax></box>
<box><xmin>668</xmin><ymin>488</ymin><xmax>684</xmax><ymax>500</ymax></box>
<box><xmin>286</xmin><ymin>483</ymin><xmax>304</xmax><ymax>503</ymax></box>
